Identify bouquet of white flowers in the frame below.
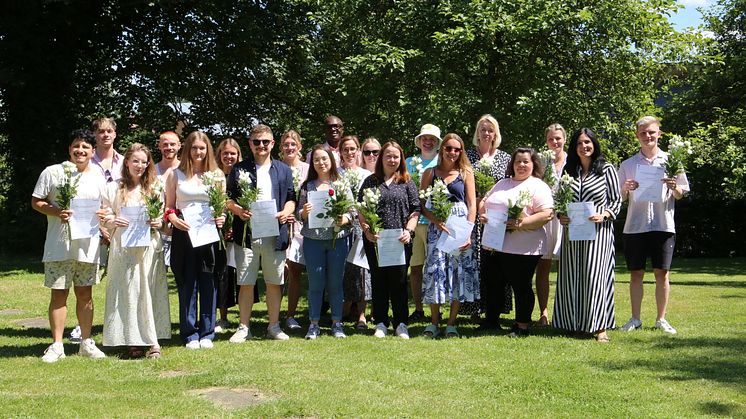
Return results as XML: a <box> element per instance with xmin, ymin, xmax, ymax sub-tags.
<box><xmin>419</xmin><ymin>179</ymin><xmax>454</xmax><ymax>223</ymax></box>
<box><xmin>144</xmin><ymin>178</ymin><xmax>164</xmax><ymax>236</ymax></box>
<box><xmin>553</xmin><ymin>173</ymin><xmax>574</xmax><ymax>216</ymax></box>
<box><xmin>201</xmin><ymin>170</ymin><xmax>228</xmax><ymax>248</ymax></box>
<box><xmin>664</xmin><ymin>135</ymin><xmax>693</xmax><ymax>177</ymax></box>
<box><xmin>317</xmin><ymin>178</ymin><xmax>355</xmax><ymax>247</ymax></box>
<box><xmin>475</xmin><ymin>157</ymin><xmax>495</xmax><ymax>197</ymax></box>
<box><xmin>236</xmin><ymin>169</ymin><xmax>262</xmax><ymax>240</ymax></box>
<box><xmin>57</xmin><ymin>161</ymin><xmax>81</xmax><ymax>242</ymax></box>
<box><xmin>342</xmin><ymin>168</ymin><xmax>363</xmax><ymax>194</ymax></box>
<box><xmin>538</xmin><ymin>148</ymin><xmax>557</xmax><ymax>187</ymax></box>
<box><xmin>357</xmin><ymin>187</ymin><xmax>382</xmax><ymax>234</ymax></box>
<box><xmin>409</xmin><ymin>156</ymin><xmax>425</xmax><ymax>187</ymax></box>
<box><xmin>507</xmin><ymin>189</ymin><xmax>532</xmax><ymax>222</ymax></box>
<box><xmin>291</xmin><ymin>167</ymin><xmax>302</xmax><ymax>195</ymax></box>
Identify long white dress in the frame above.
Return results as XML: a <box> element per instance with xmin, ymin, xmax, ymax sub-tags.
<box><xmin>102</xmin><ymin>183</ymin><xmax>171</xmax><ymax>346</ymax></box>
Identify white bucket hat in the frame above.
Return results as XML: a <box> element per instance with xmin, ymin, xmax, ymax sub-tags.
<box><xmin>414</xmin><ymin>124</ymin><xmax>442</xmax><ymax>147</ymax></box>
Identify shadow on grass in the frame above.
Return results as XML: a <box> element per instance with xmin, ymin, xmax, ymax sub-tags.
<box><xmin>613</xmin><ymin>279</ymin><xmax>746</xmax><ymax>289</ymax></box>
<box><xmin>596</xmin><ymin>335</ymin><xmax>746</xmax><ymax>393</ymax></box>
<box><xmin>0</xmin><ymin>256</ymin><xmax>43</xmax><ymax>277</ymax></box>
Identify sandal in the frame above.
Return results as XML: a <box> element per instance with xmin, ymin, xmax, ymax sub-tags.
<box><xmin>423</xmin><ymin>324</ymin><xmax>440</xmax><ymax>338</ymax></box>
<box><xmin>596</xmin><ymin>334</ymin><xmax>610</xmax><ymax>343</ymax></box>
<box><xmin>355</xmin><ymin>321</ymin><xmax>368</xmax><ymax>330</ymax></box>
<box><xmin>127</xmin><ymin>346</ymin><xmax>145</xmax><ymax>359</ymax></box>
<box><xmin>146</xmin><ymin>346</ymin><xmax>162</xmax><ymax>359</ymax></box>
<box><xmin>445</xmin><ymin>325</ymin><xmax>460</xmax><ymax>338</ymax></box>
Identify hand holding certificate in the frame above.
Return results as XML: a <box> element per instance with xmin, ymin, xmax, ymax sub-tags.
<box><xmin>181</xmin><ymin>202</ymin><xmax>220</xmax><ymax>247</ymax></box>
<box><xmin>69</xmin><ymin>198</ymin><xmax>100</xmax><ymax>240</ymax></box>
<box><xmin>436</xmin><ymin>215</ymin><xmax>474</xmax><ymax>255</ymax></box>
<box><xmin>567</xmin><ymin>202</ymin><xmax>596</xmax><ymax>241</ymax></box>
<box><xmin>377</xmin><ymin>228</ymin><xmax>405</xmax><ymax>267</ymax></box>
<box><xmin>119</xmin><ymin>206</ymin><xmax>151</xmax><ymax>247</ymax></box>
<box><xmin>634</xmin><ymin>165</ymin><xmax>666</xmax><ymax>203</ymax></box>
<box><xmin>250</xmin><ymin>200</ymin><xmax>280</xmax><ymax>238</ymax></box>
<box><xmin>307</xmin><ymin>190</ymin><xmax>334</xmax><ymax>229</ymax></box>
<box><xmin>481</xmin><ymin>203</ymin><xmax>508</xmax><ymax>251</ymax></box>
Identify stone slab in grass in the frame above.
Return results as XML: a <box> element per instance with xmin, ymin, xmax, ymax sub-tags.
<box><xmin>13</xmin><ymin>317</ymin><xmax>49</xmax><ymax>329</ymax></box>
<box><xmin>0</xmin><ymin>309</ymin><xmax>24</xmax><ymax>315</ymax></box>
<box><xmin>187</xmin><ymin>387</ymin><xmax>274</xmax><ymax>410</ymax></box>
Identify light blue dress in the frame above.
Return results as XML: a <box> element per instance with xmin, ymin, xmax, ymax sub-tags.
<box><xmin>422</xmin><ymin>174</ymin><xmax>480</xmax><ymax>304</ymax></box>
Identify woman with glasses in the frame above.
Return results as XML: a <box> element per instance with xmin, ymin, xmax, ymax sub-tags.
<box><xmin>338</xmin><ymin>135</ymin><xmax>373</xmax><ymax>330</ymax></box>
<box><xmin>360</xmin><ymin>137</ymin><xmax>381</xmax><ymax>173</ymax></box>
<box><xmin>420</xmin><ymin>134</ymin><xmax>477</xmax><ymax>338</ymax></box>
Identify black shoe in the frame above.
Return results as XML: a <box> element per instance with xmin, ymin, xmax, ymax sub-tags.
<box><xmin>408</xmin><ymin>310</ymin><xmax>425</xmax><ymax>322</ymax></box>
<box><xmin>507</xmin><ymin>324</ymin><xmax>529</xmax><ymax>338</ymax></box>
<box><xmin>477</xmin><ymin>320</ymin><xmax>501</xmax><ymax>331</ymax></box>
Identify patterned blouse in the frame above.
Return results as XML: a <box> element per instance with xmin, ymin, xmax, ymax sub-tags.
<box><xmin>358</xmin><ymin>174</ymin><xmax>421</xmax><ymax>230</ymax></box>
<box><xmin>466</xmin><ymin>148</ymin><xmax>511</xmax><ymax>182</ymax></box>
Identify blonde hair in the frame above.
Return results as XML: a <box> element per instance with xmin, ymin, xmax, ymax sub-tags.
<box><xmin>178</xmin><ymin>131</ymin><xmax>218</xmax><ymax>178</ymax></box>
<box><xmin>439</xmin><ymin>133</ymin><xmax>473</xmax><ymax>175</ymax></box>
<box><xmin>216</xmin><ymin>138</ymin><xmax>242</xmax><ymax>173</ymax></box>
<box><xmin>92</xmin><ymin>117</ymin><xmax>117</xmax><ymax>132</ymax></box>
<box><xmin>544</xmin><ymin>123</ymin><xmax>566</xmax><ymax>140</ymax></box>
<box><xmin>119</xmin><ymin>143</ymin><xmax>157</xmax><ymax>203</ymax></box>
<box><xmin>636</xmin><ymin>116</ymin><xmax>661</xmax><ymax>130</ymax></box>
<box><xmin>472</xmin><ymin>114</ymin><xmax>502</xmax><ymax>151</ymax></box>
<box><xmin>279</xmin><ymin>130</ymin><xmax>303</xmax><ymax>160</ymax></box>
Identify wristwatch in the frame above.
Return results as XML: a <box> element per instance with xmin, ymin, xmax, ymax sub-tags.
<box><xmin>406</xmin><ymin>228</ymin><xmax>416</xmax><ymax>239</ymax></box>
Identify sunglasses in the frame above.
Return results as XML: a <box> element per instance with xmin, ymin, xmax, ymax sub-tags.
<box><xmin>252</xmin><ymin>139</ymin><xmax>271</xmax><ymax>146</ymax></box>
<box><xmin>326</xmin><ymin>124</ymin><xmax>344</xmax><ymax>129</ymax></box>
<box><xmin>362</xmin><ymin>150</ymin><xmax>380</xmax><ymax>156</ymax></box>
<box><xmin>444</xmin><ymin>146</ymin><xmax>462</xmax><ymax>153</ymax></box>
<box><xmin>104</xmin><ymin>169</ymin><xmax>113</xmax><ymax>183</ymax></box>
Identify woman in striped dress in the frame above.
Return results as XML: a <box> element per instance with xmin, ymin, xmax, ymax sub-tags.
<box><xmin>553</xmin><ymin>128</ymin><xmax>621</xmax><ymax>342</ymax></box>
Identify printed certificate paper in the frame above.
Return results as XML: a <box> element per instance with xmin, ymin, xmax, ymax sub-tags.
<box><xmin>181</xmin><ymin>202</ymin><xmax>220</xmax><ymax>247</ymax></box>
<box><xmin>482</xmin><ymin>206</ymin><xmax>508</xmax><ymax>251</ymax></box>
<box><xmin>634</xmin><ymin>165</ymin><xmax>666</xmax><ymax>203</ymax></box>
<box><xmin>69</xmin><ymin>198</ymin><xmax>100</xmax><ymax>240</ymax></box>
<box><xmin>567</xmin><ymin>202</ymin><xmax>596</xmax><ymax>241</ymax></box>
<box><xmin>307</xmin><ymin>190</ymin><xmax>334</xmax><ymax>229</ymax></box>
<box><xmin>436</xmin><ymin>215</ymin><xmax>474</xmax><ymax>255</ymax></box>
<box><xmin>120</xmin><ymin>206</ymin><xmax>151</xmax><ymax>248</ymax></box>
<box><xmin>377</xmin><ymin>229</ymin><xmax>405</xmax><ymax>267</ymax></box>
<box><xmin>250</xmin><ymin>200</ymin><xmax>280</xmax><ymax>238</ymax></box>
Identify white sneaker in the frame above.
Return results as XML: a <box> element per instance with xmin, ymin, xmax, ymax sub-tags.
<box><xmin>42</xmin><ymin>342</ymin><xmax>65</xmax><ymax>363</ymax></box>
<box><xmin>619</xmin><ymin>317</ymin><xmax>642</xmax><ymax>332</ymax></box>
<box><xmin>78</xmin><ymin>338</ymin><xmax>106</xmax><ymax>359</ymax></box>
<box><xmin>267</xmin><ymin>324</ymin><xmax>289</xmax><ymax>341</ymax></box>
<box><xmin>185</xmin><ymin>340</ymin><xmax>200</xmax><ymax>350</ymax></box>
<box><xmin>69</xmin><ymin>325</ymin><xmax>82</xmax><ymax>343</ymax></box>
<box><xmin>199</xmin><ymin>338</ymin><xmax>214</xmax><ymax>349</ymax></box>
<box><xmin>655</xmin><ymin>318</ymin><xmax>677</xmax><ymax>334</ymax></box>
<box><xmin>305</xmin><ymin>324</ymin><xmax>321</xmax><ymax>340</ymax></box>
<box><xmin>373</xmin><ymin>323</ymin><xmax>388</xmax><ymax>338</ymax></box>
<box><xmin>331</xmin><ymin>322</ymin><xmax>347</xmax><ymax>338</ymax></box>
<box><xmin>229</xmin><ymin>324</ymin><xmax>252</xmax><ymax>343</ymax></box>
<box><xmin>395</xmin><ymin>323</ymin><xmax>410</xmax><ymax>340</ymax></box>
<box><xmin>214</xmin><ymin>319</ymin><xmax>229</xmax><ymax>333</ymax></box>
<box><xmin>285</xmin><ymin>317</ymin><xmax>302</xmax><ymax>330</ymax></box>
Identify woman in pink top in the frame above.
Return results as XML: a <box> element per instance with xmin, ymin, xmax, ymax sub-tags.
<box><xmin>479</xmin><ymin>148</ymin><xmax>554</xmax><ymax>337</ymax></box>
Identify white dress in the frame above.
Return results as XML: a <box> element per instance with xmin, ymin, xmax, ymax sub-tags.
<box><xmin>102</xmin><ymin>183</ymin><xmax>171</xmax><ymax>346</ymax></box>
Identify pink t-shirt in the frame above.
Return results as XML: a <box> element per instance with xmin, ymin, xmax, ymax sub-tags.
<box><xmin>483</xmin><ymin>176</ymin><xmax>554</xmax><ymax>255</ymax></box>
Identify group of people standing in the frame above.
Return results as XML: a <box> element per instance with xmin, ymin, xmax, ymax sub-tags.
<box><xmin>32</xmin><ymin>113</ymin><xmax>688</xmax><ymax>362</ymax></box>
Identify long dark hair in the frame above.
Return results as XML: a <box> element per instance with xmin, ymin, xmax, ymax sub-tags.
<box><xmin>564</xmin><ymin>127</ymin><xmax>606</xmax><ymax>178</ymax></box>
<box><xmin>301</xmin><ymin>144</ymin><xmax>339</xmax><ymax>190</ymax></box>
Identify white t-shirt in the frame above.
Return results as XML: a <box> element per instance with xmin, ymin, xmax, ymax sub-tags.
<box><xmin>32</xmin><ymin>163</ymin><xmax>106</xmax><ymax>263</ymax></box>
<box><xmin>256</xmin><ymin>162</ymin><xmax>273</xmax><ymax>202</ymax></box>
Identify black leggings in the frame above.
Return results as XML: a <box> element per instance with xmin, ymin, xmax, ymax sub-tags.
<box><xmin>483</xmin><ymin>251</ymin><xmax>541</xmax><ymax>324</ymax></box>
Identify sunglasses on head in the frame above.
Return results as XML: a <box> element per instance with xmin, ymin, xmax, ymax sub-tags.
<box><xmin>444</xmin><ymin>146</ymin><xmax>462</xmax><ymax>153</ymax></box>
<box><xmin>362</xmin><ymin>149</ymin><xmax>380</xmax><ymax>156</ymax></box>
<box><xmin>252</xmin><ymin>139</ymin><xmax>271</xmax><ymax>146</ymax></box>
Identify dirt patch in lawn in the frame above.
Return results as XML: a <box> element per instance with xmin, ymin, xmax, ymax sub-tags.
<box><xmin>187</xmin><ymin>386</ymin><xmax>275</xmax><ymax>409</ymax></box>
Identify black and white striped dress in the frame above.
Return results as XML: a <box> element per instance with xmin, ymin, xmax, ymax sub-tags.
<box><xmin>553</xmin><ymin>163</ymin><xmax>621</xmax><ymax>333</ymax></box>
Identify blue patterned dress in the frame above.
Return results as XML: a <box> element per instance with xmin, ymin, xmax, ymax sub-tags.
<box><xmin>422</xmin><ymin>174</ymin><xmax>480</xmax><ymax>304</ymax></box>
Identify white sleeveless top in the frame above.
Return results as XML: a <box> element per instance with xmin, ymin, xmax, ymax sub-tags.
<box><xmin>174</xmin><ymin>169</ymin><xmax>209</xmax><ymax>209</ymax></box>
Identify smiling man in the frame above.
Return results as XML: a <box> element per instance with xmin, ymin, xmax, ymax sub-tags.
<box><xmin>227</xmin><ymin>124</ymin><xmax>297</xmax><ymax>342</ymax></box>
<box><xmin>90</xmin><ymin>117</ymin><xmax>123</xmax><ymax>183</ymax></box>
<box><xmin>307</xmin><ymin>115</ymin><xmax>344</xmax><ymax>166</ymax></box>
<box><xmin>31</xmin><ymin>129</ymin><xmax>107</xmax><ymax>363</ymax></box>
<box><xmin>155</xmin><ymin>131</ymin><xmax>181</xmax><ymax>180</ymax></box>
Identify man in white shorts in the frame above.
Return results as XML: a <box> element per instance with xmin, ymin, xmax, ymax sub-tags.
<box><xmin>31</xmin><ymin>129</ymin><xmax>107</xmax><ymax>362</ymax></box>
<box><xmin>227</xmin><ymin>124</ymin><xmax>297</xmax><ymax>341</ymax></box>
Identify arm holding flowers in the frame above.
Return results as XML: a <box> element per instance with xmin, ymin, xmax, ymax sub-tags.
<box><xmin>418</xmin><ymin>168</ymin><xmax>449</xmax><ymax>234</ymax></box>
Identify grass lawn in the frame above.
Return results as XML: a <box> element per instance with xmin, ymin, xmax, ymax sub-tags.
<box><xmin>0</xmin><ymin>255</ymin><xmax>744</xmax><ymax>417</ymax></box>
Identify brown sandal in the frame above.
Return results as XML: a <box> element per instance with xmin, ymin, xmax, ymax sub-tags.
<box><xmin>145</xmin><ymin>346</ymin><xmax>162</xmax><ymax>359</ymax></box>
<box><xmin>127</xmin><ymin>346</ymin><xmax>145</xmax><ymax>359</ymax></box>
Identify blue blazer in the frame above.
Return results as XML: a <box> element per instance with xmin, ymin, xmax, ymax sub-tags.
<box><xmin>227</xmin><ymin>157</ymin><xmax>296</xmax><ymax>250</ymax></box>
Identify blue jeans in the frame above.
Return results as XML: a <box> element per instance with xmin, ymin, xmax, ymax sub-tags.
<box><xmin>303</xmin><ymin>237</ymin><xmax>349</xmax><ymax>322</ymax></box>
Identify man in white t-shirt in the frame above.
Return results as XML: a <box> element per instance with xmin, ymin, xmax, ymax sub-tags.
<box><xmin>227</xmin><ymin>124</ymin><xmax>297</xmax><ymax>342</ymax></box>
<box><xmin>618</xmin><ymin>116</ymin><xmax>690</xmax><ymax>334</ymax></box>
<box><xmin>31</xmin><ymin>129</ymin><xmax>107</xmax><ymax>363</ymax></box>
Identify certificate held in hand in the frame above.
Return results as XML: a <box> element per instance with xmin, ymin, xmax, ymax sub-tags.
<box><xmin>69</xmin><ymin>198</ymin><xmax>100</xmax><ymax>240</ymax></box>
<box><xmin>181</xmin><ymin>202</ymin><xmax>220</xmax><ymax>247</ymax></box>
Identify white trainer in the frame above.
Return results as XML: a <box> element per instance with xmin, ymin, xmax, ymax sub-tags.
<box><xmin>199</xmin><ymin>338</ymin><xmax>214</xmax><ymax>349</ymax></box>
<box><xmin>69</xmin><ymin>325</ymin><xmax>82</xmax><ymax>343</ymax></box>
<box><xmin>619</xmin><ymin>317</ymin><xmax>642</xmax><ymax>332</ymax></box>
<box><xmin>229</xmin><ymin>324</ymin><xmax>252</xmax><ymax>343</ymax></box>
<box><xmin>79</xmin><ymin>338</ymin><xmax>106</xmax><ymax>359</ymax></box>
<box><xmin>42</xmin><ymin>342</ymin><xmax>66</xmax><ymax>363</ymax></box>
<box><xmin>185</xmin><ymin>340</ymin><xmax>200</xmax><ymax>350</ymax></box>
<box><xmin>655</xmin><ymin>318</ymin><xmax>677</xmax><ymax>334</ymax></box>
<box><xmin>267</xmin><ymin>324</ymin><xmax>289</xmax><ymax>341</ymax></box>
<box><xmin>373</xmin><ymin>323</ymin><xmax>388</xmax><ymax>338</ymax></box>
<box><xmin>395</xmin><ymin>323</ymin><xmax>410</xmax><ymax>340</ymax></box>
<box><xmin>214</xmin><ymin>319</ymin><xmax>229</xmax><ymax>333</ymax></box>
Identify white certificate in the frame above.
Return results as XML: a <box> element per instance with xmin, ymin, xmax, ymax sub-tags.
<box><xmin>634</xmin><ymin>165</ymin><xmax>665</xmax><ymax>203</ymax></box>
<box><xmin>436</xmin><ymin>215</ymin><xmax>474</xmax><ymax>255</ymax></box>
<box><xmin>250</xmin><ymin>200</ymin><xmax>280</xmax><ymax>238</ymax></box>
<box><xmin>181</xmin><ymin>202</ymin><xmax>220</xmax><ymax>247</ymax></box>
<box><xmin>120</xmin><ymin>206</ymin><xmax>151</xmax><ymax>248</ymax></box>
<box><xmin>377</xmin><ymin>228</ymin><xmax>405</xmax><ymax>267</ymax></box>
<box><xmin>307</xmin><ymin>190</ymin><xmax>333</xmax><ymax>229</ymax></box>
<box><xmin>482</xmin><ymin>206</ymin><xmax>508</xmax><ymax>251</ymax></box>
<box><xmin>567</xmin><ymin>202</ymin><xmax>596</xmax><ymax>241</ymax></box>
<box><xmin>346</xmin><ymin>236</ymin><xmax>369</xmax><ymax>270</ymax></box>
<box><xmin>69</xmin><ymin>198</ymin><xmax>100</xmax><ymax>240</ymax></box>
